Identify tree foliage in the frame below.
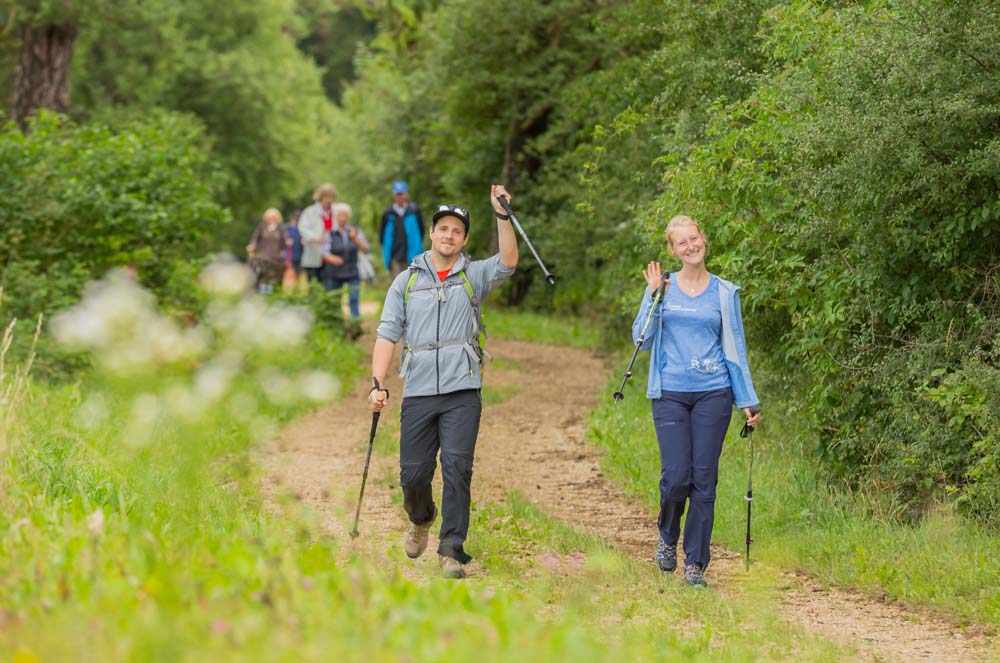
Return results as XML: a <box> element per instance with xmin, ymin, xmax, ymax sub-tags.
<box><xmin>328</xmin><ymin>0</ymin><xmax>1000</xmax><ymax>524</ymax></box>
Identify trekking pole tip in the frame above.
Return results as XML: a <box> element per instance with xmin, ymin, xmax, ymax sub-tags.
<box><xmin>349</xmin><ymin>528</ymin><xmax>359</xmax><ymax>539</ymax></box>
<box><xmin>612</xmin><ymin>391</ymin><xmax>624</xmax><ymax>401</ymax></box>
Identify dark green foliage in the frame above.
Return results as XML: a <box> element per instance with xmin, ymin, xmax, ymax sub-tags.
<box><xmin>328</xmin><ymin>0</ymin><xmax>1000</xmax><ymax>524</ymax></box>
<box><xmin>0</xmin><ymin>111</ymin><xmax>228</xmax><ymax>374</ymax></box>
<box><xmin>0</xmin><ymin>111</ymin><xmax>228</xmax><ymax>314</ymax></box>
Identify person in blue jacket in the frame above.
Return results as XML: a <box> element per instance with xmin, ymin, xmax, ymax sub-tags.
<box><xmin>379</xmin><ymin>181</ymin><xmax>425</xmax><ymax>278</ymax></box>
<box><xmin>631</xmin><ymin>214</ymin><xmax>761</xmax><ymax>587</ymax></box>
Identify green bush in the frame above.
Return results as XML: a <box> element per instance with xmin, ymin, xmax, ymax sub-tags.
<box><xmin>0</xmin><ymin>111</ymin><xmax>229</xmax><ymax>321</ymax></box>
<box><xmin>0</xmin><ymin>111</ymin><xmax>230</xmax><ymax>375</ymax></box>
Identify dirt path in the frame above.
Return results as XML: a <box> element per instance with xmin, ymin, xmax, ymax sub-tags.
<box><xmin>260</xmin><ymin>332</ymin><xmax>994</xmax><ymax>662</ymax></box>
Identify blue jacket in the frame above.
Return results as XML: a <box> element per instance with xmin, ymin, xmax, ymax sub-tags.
<box><xmin>379</xmin><ymin>203</ymin><xmax>424</xmax><ymax>268</ymax></box>
<box><xmin>631</xmin><ymin>274</ymin><xmax>760</xmax><ymax>409</ymax></box>
<box><xmin>287</xmin><ymin>225</ymin><xmax>303</xmax><ymax>265</ymax></box>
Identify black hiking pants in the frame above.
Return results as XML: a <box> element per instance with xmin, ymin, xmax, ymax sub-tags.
<box><xmin>399</xmin><ymin>389</ymin><xmax>481</xmax><ymax>563</ymax></box>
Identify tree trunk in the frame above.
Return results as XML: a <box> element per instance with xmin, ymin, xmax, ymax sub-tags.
<box><xmin>11</xmin><ymin>22</ymin><xmax>78</xmax><ymax>130</ymax></box>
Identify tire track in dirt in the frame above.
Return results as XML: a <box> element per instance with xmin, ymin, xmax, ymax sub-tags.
<box><xmin>259</xmin><ymin>331</ymin><xmax>994</xmax><ymax>662</ymax></box>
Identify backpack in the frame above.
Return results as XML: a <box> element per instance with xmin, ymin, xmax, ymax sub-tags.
<box><xmin>402</xmin><ymin>267</ymin><xmax>488</xmax><ymax>363</ymax></box>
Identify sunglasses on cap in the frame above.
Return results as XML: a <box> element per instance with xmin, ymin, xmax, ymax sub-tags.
<box><xmin>431</xmin><ymin>204</ymin><xmax>470</xmax><ymax>231</ymax></box>
<box><xmin>436</xmin><ymin>204</ymin><xmax>468</xmax><ymax>218</ymax></box>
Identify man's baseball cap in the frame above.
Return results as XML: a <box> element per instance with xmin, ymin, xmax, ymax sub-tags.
<box><xmin>431</xmin><ymin>204</ymin><xmax>470</xmax><ymax>232</ymax></box>
<box><xmin>392</xmin><ymin>180</ymin><xmax>408</xmax><ymax>194</ymax></box>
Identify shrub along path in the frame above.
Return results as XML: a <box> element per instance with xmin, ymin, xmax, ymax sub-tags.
<box><xmin>260</xmin><ymin>327</ymin><xmax>993</xmax><ymax>661</ymax></box>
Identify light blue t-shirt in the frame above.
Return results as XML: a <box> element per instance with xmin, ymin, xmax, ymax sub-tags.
<box><xmin>658</xmin><ymin>274</ymin><xmax>731</xmax><ymax>393</ymax></box>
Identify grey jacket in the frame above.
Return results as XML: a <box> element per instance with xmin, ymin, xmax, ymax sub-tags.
<box><xmin>377</xmin><ymin>251</ymin><xmax>515</xmax><ymax>397</ymax></box>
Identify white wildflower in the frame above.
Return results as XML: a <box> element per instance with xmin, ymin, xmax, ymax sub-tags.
<box><xmin>199</xmin><ymin>257</ymin><xmax>254</xmax><ymax>297</ymax></box>
<box><xmin>298</xmin><ymin>370</ymin><xmax>340</xmax><ymax>402</ymax></box>
<box><xmin>164</xmin><ymin>385</ymin><xmax>206</xmax><ymax>422</ymax></box>
<box><xmin>194</xmin><ymin>362</ymin><xmax>235</xmax><ymax>403</ymax></box>
<box><xmin>258</xmin><ymin>368</ymin><xmax>296</xmax><ymax>406</ymax></box>
<box><xmin>78</xmin><ymin>394</ymin><xmax>109</xmax><ymax>430</ymax></box>
<box><xmin>86</xmin><ymin>509</ymin><xmax>105</xmax><ymax>537</ymax></box>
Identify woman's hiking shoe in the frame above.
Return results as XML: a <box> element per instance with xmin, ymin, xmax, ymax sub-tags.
<box><xmin>684</xmin><ymin>563</ymin><xmax>707</xmax><ymax>587</ymax></box>
<box><xmin>655</xmin><ymin>542</ymin><xmax>677</xmax><ymax>573</ymax></box>
<box><xmin>439</xmin><ymin>554</ymin><xmax>465</xmax><ymax>579</ymax></box>
<box><xmin>404</xmin><ymin>522</ymin><xmax>431</xmax><ymax>559</ymax></box>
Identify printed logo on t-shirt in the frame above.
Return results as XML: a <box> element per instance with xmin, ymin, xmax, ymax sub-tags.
<box><xmin>690</xmin><ymin>358</ymin><xmax>723</xmax><ymax>374</ymax></box>
<box><xmin>666</xmin><ymin>303</ymin><xmax>697</xmax><ymax>313</ymax></box>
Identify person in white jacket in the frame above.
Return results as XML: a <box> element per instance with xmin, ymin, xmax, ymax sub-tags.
<box><xmin>299</xmin><ymin>183</ymin><xmax>337</xmax><ymax>284</ymax></box>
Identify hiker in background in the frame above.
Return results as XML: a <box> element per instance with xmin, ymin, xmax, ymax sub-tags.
<box><xmin>379</xmin><ymin>180</ymin><xmax>424</xmax><ymax>278</ymax></box>
<box><xmin>322</xmin><ymin>202</ymin><xmax>369</xmax><ymax>320</ymax></box>
<box><xmin>631</xmin><ymin>214</ymin><xmax>761</xmax><ymax>587</ymax></box>
<box><xmin>283</xmin><ymin>209</ymin><xmax>305</xmax><ymax>292</ymax></box>
<box><xmin>246</xmin><ymin>208</ymin><xmax>290</xmax><ymax>294</ymax></box>
<box><xmin>300</xmin><ymin>183</ymin><xmax>337</xmax><ymax>285</ymax></box>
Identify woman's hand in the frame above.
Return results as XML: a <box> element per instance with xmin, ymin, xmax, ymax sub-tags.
<box><xmin>643</xmin><ymin>261</ymin><xmax>668</xmax><ymax>292</ymax></box>
<box><xmin>743</xmin><ymin>408</ymin><xmax>761</xmax><ymax>427</ymax></box>
<box><xmin>324</xmin><ymin>254</ymin><xmax>345</xmax><ymax>266</ymax></box>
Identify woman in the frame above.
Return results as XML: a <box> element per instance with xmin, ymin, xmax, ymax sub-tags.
<box><xmin>322</xmin><ymin>202</ymin><xmax>370</xmax><ymax>320</ymax></box>
<box><xmin>246</xmin><ymin>208</ymin><xmax>290</xmax><ymax>293</ymax></box>
<box><xmin>299</xmin><ymin>183</ymin><xmax>337</xmax><ymax>284</ymax></box>
<box><xmin>631</xmin><ymin>214</ymin><xmax>761</xmax><ymax>587</ymax></box>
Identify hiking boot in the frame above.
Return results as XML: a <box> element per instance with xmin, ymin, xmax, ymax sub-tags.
<box><xmin>684</xmin><ymin>562</ymin><xmax>707</xmax><ymax>587</ymax></box>
<box><xmin>404</xmin><ymin>521</ymin><xmax>431</xmax><ymax>559</ymax></box>
<box><xmin>439</xmin><ymin>554</ymin><xmax>465</xmax><ymax>579</ymax></box>
<box><xmin>655</xmin><ymin>542</ymin><xmax>677</xmax><ymax>573</ymax></box>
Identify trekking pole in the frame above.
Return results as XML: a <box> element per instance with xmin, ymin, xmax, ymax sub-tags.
<box><xmin>740</xmin><ymin>421</ymin><xmax>755</xmax><ymax>570</ymax></box>
<box><xmin>349</xmin><ymin>382</ymin><xmax>385</xmax><ymax>538</ymax></box>
<box><xmin>612</xmin><ymin>276</ymin><xmax>668</xmax><ymax>400</ymax></box>
<box><xmin>495</xmin><ymin>194</ymin><xmax>556</xmax><ymax>286</ymax></box>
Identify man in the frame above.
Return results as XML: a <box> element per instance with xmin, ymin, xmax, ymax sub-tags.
<box><xmin>369</xmin><ymin>184</ymin><xmax>518</xmax><ymax>579</ymax></box>
<box><xmin>379</xmin><ymin>180</ymin><xmax>425</xmax><ymax>278</ymax></box>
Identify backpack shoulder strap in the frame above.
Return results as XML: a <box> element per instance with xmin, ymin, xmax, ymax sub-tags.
<box><xmin>402</xmin><ymin>269</ymin><xmax>420</xmax><ymax>306</ymax></box>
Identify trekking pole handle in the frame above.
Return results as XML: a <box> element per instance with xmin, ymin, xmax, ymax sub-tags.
<box><xmin>495</xmin><ymin>195</ymin><xmax>557</xmax><ymax>286</ymax></box>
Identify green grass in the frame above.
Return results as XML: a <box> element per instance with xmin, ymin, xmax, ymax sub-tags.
<box><xmin>588</xmin><ymin>355</ymin><xmax>1000</xmax><ymax>629</ymax></box>
<box><xmin>462</xmin><ymin>492</ymin><xmax>851</xmax><ymax>661</ymax></box>
<box><xmin>0</xmin><ymin>327</ymin><xmax>849</xmax><ymax>661</ymax></box>
<box><xmin>486</xmin><ymin>307</ymin><xmax>602</xmax><ymax>350</ymax></box>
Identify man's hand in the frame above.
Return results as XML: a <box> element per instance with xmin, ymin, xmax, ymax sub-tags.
<box><xmin>369</xmin><ymin>378</ymin><xmax>389</xmax><ymax>412</ymax></box>
<box><xmin>491</xmin><ymin>184</ymin><xmax>511</xmax><ymax>216</ymax></box>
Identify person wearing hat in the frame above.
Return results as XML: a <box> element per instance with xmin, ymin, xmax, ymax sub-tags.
<box><xmin>369</xmin><ymin>184</ymin><xmax>518</xmax><ymax>579</ymax></box>
<box><xmin>379</xmin><ymin>180</ymin><xmax>425</xmax><ymax>278</ymax></box>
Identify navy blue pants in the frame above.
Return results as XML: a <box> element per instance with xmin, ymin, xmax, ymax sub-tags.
<box><xmin>652</xmin><ymin>388</ymin><xmax>733</xmax><ymax>569</ymax></box>
<box><xmin>399</xmin><ymin>389</ymin><xmax>482</xmax><ymax>563</ymax></box>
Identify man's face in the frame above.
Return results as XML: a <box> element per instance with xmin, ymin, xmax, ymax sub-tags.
<box><xmin>430</xmin><ymin>216</ymin><xmax>467</xmax><ymax>258</ymax></box>
<box><xmin>394</xmin><ymin>192</ymin><xmax>409</xmax><ymax>206</ymax></box>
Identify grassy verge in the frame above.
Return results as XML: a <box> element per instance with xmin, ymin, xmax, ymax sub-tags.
<box><xmin>485</xmin><ymin>307</ymin><xmax>602</xmax><ymax>349</ymax></box>
<box><xmin>0</xmin><ymin>323</ymin><xmax>847</xmax><ymax>660</ymax></box>
<box><xmin>588</xmin><ymin>355</ymin><xmax>1000</xmax><ymax>629</ymax></box>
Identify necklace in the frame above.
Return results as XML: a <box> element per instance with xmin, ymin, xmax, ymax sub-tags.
<box><xmin>678</xmin><ymin>273</ymin><xmax>708</xmax><ymax>296</ymax></box>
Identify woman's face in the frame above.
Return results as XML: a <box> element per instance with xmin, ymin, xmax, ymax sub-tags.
<box><xmin>337</xmin><ymin>210</ymin><xmax>350</xmax><ymax>225</ymax></box>
<box><xmin>669</xmin><ymin>225</ymin><xmax>706</xmax><ymax>266</ymax></box>
<box><xmin>320</xmin><ymin>194</ymin><xmax>335</xmax><ymax>209</ymax></box>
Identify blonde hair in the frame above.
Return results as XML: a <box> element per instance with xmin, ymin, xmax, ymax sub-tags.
<box><xmin>313</xmin><ymin>183</ymin><xmax>338</xmax><ymax>202</ymax></box>
<box><xmin>664</xmin><ymin>214</ymin><xmax>707</xmax><ymax>249</ymax></box>
<box><xmin>263</xmin><ymin>207</ymin><xmax>283</xmax><ymax>223</ymax></box>
<box><xmin>334</xmin><ymin>202</ymin><xmax>352</xmax><ymax>219</ymax></box>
